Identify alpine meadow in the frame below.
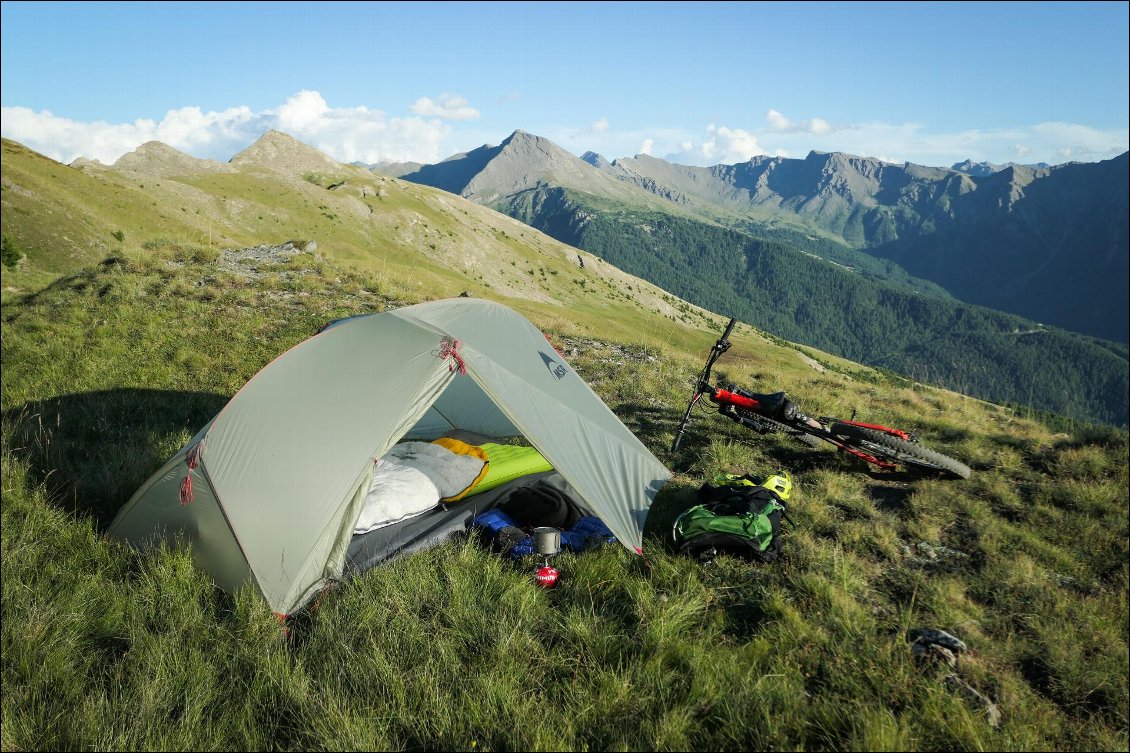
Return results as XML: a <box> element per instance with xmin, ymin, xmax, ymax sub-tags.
<box><xmin>2</xmin><ymin>122</ymin><xmax>1127</xmax><ymax>752</ymax></box>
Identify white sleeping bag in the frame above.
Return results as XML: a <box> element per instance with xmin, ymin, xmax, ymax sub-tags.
<box><xmin>352</xmin><ymin>441</ymin><xmax>488</xmax><ymax>534</ymax></box>
<box><xmin>353</xmin><ymin>457</ymin><xmax>441</xmax><ymax>534</ymax></box>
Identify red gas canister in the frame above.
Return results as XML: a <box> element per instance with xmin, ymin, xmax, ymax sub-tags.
<box><xmin>534</xmin><ymin>565</ymin><xmax>559</xmax><ymax>588</ymax></box>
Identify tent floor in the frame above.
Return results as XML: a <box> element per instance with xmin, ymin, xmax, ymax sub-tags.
<box><xmin>345</xmin><ymin>470</ymin><xmax>574</xmax><ymax>575</ymax></box>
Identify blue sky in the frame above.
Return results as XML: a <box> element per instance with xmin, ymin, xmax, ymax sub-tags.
<box><xmin>2</xmin><ymin>1</ymin><xmax>1127</xmax><ymax>167</ymax></box>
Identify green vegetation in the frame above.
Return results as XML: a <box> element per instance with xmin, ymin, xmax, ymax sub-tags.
<box><xmin>505</xmin><ymin>187</ymin><xmax>1129</xmax><ymax>427</ymax></box>
<box><xmin>867</xmin><ymin>155</ymin><xmax>1130</xmax><ymax>344</ymax></box>
<box><xmin>1</xmin><ymin>235</ymin><xmax>24</xmax><ymax>269</ymax></box>
<box><xmin>3</xmin><ymin>252</ymin><xmax>1127</xmax><ymax>750</ymax></box>
<box><xmin>730</xmin><ymin>216</ymin><xmax>954</xmax><ymax>300</ymax></box>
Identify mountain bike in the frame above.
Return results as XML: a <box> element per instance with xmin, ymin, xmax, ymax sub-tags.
<box><xmin>671</xmin><ymin>318</ymin><xmax>972</xmax><ymax>479</ymax></box>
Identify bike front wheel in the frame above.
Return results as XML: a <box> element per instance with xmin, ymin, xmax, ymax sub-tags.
<box><xmin>829</xmin><ymin>423</ymin><xmax>972</xmax><ymax>479</ymax></box>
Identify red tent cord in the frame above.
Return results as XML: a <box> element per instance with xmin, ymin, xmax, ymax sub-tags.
<box><xmin>179</xmin><ymin>443</ymin><xmax>201</xmax><ymax>505</ymax></box>
<box><xmin>439</xmin><ymin>336</ymin><xmax>467</xmax><ymax>375</ymax></box>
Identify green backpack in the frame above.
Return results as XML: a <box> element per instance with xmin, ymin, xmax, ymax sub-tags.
<box><xmin>673</xmin><ymin>472</ymin><xmax>794</xmax><ymax>563</ymax></box>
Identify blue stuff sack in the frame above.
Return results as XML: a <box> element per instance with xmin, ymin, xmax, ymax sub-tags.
<box><xmin>561</xmin><ymin>516</ymin><xmax>616</xmax><ymax>552</ymax></box>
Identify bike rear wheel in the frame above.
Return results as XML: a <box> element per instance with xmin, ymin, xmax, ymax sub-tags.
<box><xmin>749</xmin><ymin>414</ymin><xmax>823</xmax><ymax>448</ymax></box>
<box><xmin>830</xmin><ymin>423</ymin><xmax>971</xmax><ymax>479</ymax></box>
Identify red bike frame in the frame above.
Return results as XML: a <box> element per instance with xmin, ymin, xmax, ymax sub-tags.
<box><xmin>707</xmin><ymin>390</ymin><xmax>911</xmax><ymax>471</ymax></box>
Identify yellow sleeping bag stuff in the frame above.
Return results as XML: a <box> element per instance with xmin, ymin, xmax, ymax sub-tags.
<box><xmin>429</xmin><ymin>438</ymin><xmax>490</xmax><ymax>502</ymax></box>
<box><xmin>429</xmin><ymin>439</ymin><xmax>554</xmax><ymax>500</ymax></box>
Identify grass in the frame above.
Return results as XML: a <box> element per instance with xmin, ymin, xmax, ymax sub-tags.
<box><xmin>2</xmin><ymin>250</ymin><xmax>1127</xmax><ymax>750</ymax></box>
<box><xmin>1</xmin><ymin>136</ymin><xmax>716</xmax><ymax>348</ymax></box>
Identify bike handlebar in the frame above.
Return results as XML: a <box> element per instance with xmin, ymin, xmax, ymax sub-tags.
<box><xmin>721</xmin><ymin>317</ymin><xmax>736</xmax><ymax>343</ymax></box>
<box><xmin>672</xmin><ymin>317</ymin><xmax>739</xmax><ymax>454</ymax></box>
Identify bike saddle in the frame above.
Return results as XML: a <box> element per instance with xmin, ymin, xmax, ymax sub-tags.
<box><xmin>755</xmin><ymin>391</ymin><xmax>797</xmax><ymax>421</ymax></box>
<box><xmin>727</xmin><ymin>387</ymin><xmax>798</xmax><ymax>421</ymax></box>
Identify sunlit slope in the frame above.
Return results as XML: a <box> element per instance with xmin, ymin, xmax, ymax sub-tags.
<box><xmin>1</xmin><ymin>134</ymin><xmax>712</xmax><ymax>342</ymax></box>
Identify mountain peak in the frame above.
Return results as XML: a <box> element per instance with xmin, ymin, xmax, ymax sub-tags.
<box><xmin>581</xmin><ymin>151</ymin><xmax>611</xmax><ymax>170</ymax></box>
<box><xmin>371</xmin><ymin>159</ymin><xmax>423</xmax><ymax>178</ymax></box>
<box><xmin>499</xmin><ymin>129</ymin><xmax>558</xmax><ymax>151</ymax></box>
<box><xmin>403</xmin><ymin>129</ymin><xmax>644</xmax><ymax>205</ymax></box>
<box><xmin>486</xmin><ymin>130</ymin><xmax>595</xmax><ymax>175</ymax></box>
<box><xmin>69</xmin><ymin>156</ymin><xmax>104</xmax><ymax>170</ymax></box>
<box><xmin>805</xmin><ymin>150</ymin><xmax>873</xmax><ymax>164</ymax></box>
<box><xmin>230</xmin><ymin>130</ymin><xmax>344</xmax><ymax>175</ymax></box>
<box><xmin>952</xmin><ymin>159</ymin><xmax>1006</xmax><ymax>176</ymax></box>
<box><xmin>110</xmin><ymin>140</ymin><xmax>231</xmax><ymax>177</ymax></box>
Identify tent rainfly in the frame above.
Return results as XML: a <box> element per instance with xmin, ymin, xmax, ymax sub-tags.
<box><xmin>109</xmin><ymin>299</ymin><xmax>672</xmax><ymax>616</ymax></box>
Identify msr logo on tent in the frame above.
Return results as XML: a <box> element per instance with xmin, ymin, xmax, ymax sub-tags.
<box><xmin>539</xmin><ymin>351</ymin><xmax>568</xmax><ymax>380</ymax></box>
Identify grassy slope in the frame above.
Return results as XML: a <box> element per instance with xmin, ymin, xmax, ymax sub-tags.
<box><xmin>2</xmin><ymin>252</ymin><xmax>1127</xmax><ymax>751</ymax></box>
<box><xmin>0</xmin><ymin>137</ymin><xmax>706</xmax><ymax>340</ymax></box>
<box><xmin>0</xmin><ymin>134</ymin><xmax>729</xmax><ymax>385</ymax></box>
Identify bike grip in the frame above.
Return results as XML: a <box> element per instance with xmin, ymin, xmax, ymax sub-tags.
<box><xmin>722</xmin><ymin>317</ymin><xmax>737</xmax><ymax>341</ymax></box>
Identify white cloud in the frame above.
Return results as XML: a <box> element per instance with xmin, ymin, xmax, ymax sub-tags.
<box><xmin>817</xmin><ymin>121</ymin><xmax>1128</xmax><ymax>166</ymax></box>
<box><xmin>699</xmin><ymin>124</ymin><xmax>765</xmax><ymax>163</ymax></box>
<box><xmin>1026</xmin><ymin>121</ymin><xmax>1128</xmax><ymax>162</ymax></box>
<box><xmin>654</xmin><ymin>118</ymin><xmax>1128</xmax><ymax>168</ymax></box>
<box><xmin>810</xmin><ymin>118</ymin><xmax>832</xmax><ymax>136</ymax></box>
<box><xmin>584</xmin><ymin>117</ymin><xmax>1122</xmax><ymax>169</ymax></box>
<box><xmin>0</xmin><ymin>90</ymin><xmax>467</xmax><ymax>165</ymax></box>
<box><xmin>766</xmin><ymin>109</ymin><xmax>790</xmax><ymax>131</ymax></box>
<box><xmin>765</xmin><ymin>108</ymin><xmax>833</xmax><ymax>136</ymax></box>
<box><xmin>276</xmin><ymin>90</ymin><xmax>338</xmax><ymax>131</ymax></box>
<box><xmin>0</xmin><ymin>104</ymin><xmax>266</xmax><ymax>165</ymax></box>
<box><xmin>409</xmin><ymin>93</ymin><xmax>480</xmax><ymax>121</ymax></box>
<box><xmin>654</xmin><ymin>125</ymin><xmax>768</xmax><ymax>165</ymax></box>
<box><xmin>273</xmin><ymin>90</ymin><xmax>453</xmax><ymax>164</ymax></box>
<box><xmin>3</xmin><ymin>91</ymin><xmax>1126</xmax><ymax>173</ymax></box>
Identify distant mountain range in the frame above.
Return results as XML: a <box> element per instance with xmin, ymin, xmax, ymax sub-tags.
<box><xmin>386</xmin><ymin>131</ymin><xmax>1129</xmax><ymax>344</ymax></box>
<box><xmin>950</xmin><ymin>158</ymin><xmax>1053</xmax><ymax>176</ymax></box>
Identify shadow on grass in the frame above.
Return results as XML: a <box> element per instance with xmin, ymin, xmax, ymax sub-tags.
<box><xmin>3</xmin><ymin>388</ymin><xmax>227</xmax><ymax>530</ymax></box>
<box><xmin>642</xmin><ymin>482</ymin><xmax>698</xmax><ymax>547</ymax></box>
<box><xmin>867</xmin><ymin>483</ymin><xmax>914</xmax><ymax>514</ymax></box>
<box><xmin>614</xmin><ymin>401</ymin><xmax>843</xmax><ymax>476</ymax></box>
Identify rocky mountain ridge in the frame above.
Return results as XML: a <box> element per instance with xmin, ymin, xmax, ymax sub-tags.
<box><xmin>396</xmin><ymin>130</ymin><xmax>1129</xmax><ymax>343</ymax></box>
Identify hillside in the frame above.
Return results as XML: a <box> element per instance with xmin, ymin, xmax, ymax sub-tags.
<box><xmin>2</xmin><ymin>248</ymin><xmax>1126</xmax><ymax>750</ymax></box>
<box><xmin>871</xmin><ymin>155</ymin><xmax>1130</xmax><ymax>341</ymax></box>
<box><xmin>393</xmin><ymin>134</ymin><xmax>1129</xmax><ymax>425</ymax></box>
<box><xmin>0</xmin><ymin>134</ymin><xmax>712</xmax><ymax>341</ymax></box>
<box><xmin>599</xmin><ymin>149</ymin><xmax>1129</xmax><ymax>343</ymax></box>
<box><xmin>400</xmin><ymin>134</ymin><xmax>1130</xmax><ymax>344</ymax></box>
<box><xmin>506</xmin><ymin>188</ymin><xmax>1128</xmax><ymax>426</ymax></box>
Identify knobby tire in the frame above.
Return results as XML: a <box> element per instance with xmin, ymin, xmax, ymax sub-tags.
<box><xmin>830</xmin><ymin>423</ymin><xmax>972</xmax><ymax>479</ymax></box>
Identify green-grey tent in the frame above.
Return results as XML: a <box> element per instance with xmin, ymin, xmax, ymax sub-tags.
<box><xmin>109</xmin><ymin>299</ymin><xmax>671</xmax><ymax>616</ymax></box>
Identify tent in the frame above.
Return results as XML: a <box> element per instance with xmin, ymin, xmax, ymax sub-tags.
<box><xmin>109</xmin><ymin>299</ymin><xmax>671</xmax><ymax>616</ymax></box>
